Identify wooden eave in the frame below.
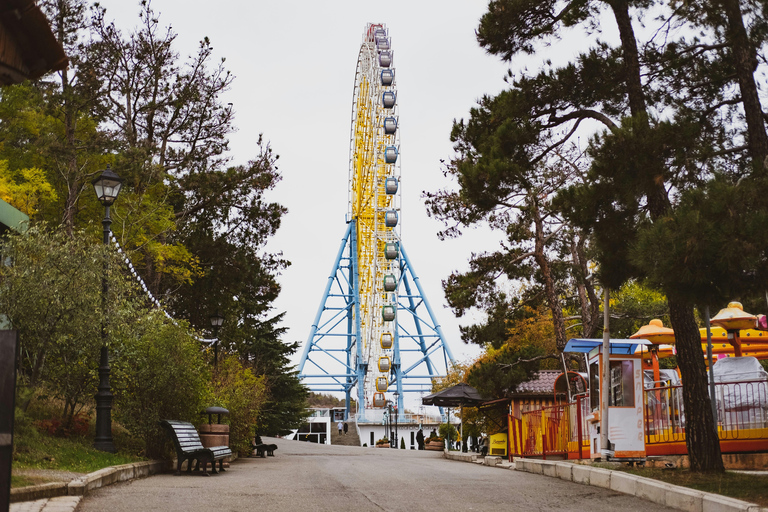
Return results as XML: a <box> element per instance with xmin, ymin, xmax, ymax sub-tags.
<box><xmin>0</xmin><ymin>0</ymin><xmax>67</xmax><ymax>85</ymax></box>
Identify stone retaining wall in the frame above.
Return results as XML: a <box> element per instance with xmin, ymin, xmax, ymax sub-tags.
<box><xmin>10</xmin><ymin>460</ymin><xmax>169</xmax><ymax>503</ymax></box>
<box><xmin>514</xmin><ymin>459</ymin><xmax>767</xmax><ymax>512</ymax></box>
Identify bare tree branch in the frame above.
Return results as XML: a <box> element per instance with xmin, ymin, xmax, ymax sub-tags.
<box><xmin>498</xmin><ymin>353</ymin><xmax>559</xmax><ymax>370</ymax></box>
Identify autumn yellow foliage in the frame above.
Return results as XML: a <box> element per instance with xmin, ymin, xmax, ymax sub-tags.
<box><xmin>0</xmin><ymin>162</ymin><xmax>58</xmax><ymax>216</ymax></box>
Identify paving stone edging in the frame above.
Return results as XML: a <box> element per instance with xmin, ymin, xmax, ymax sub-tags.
<box><xmin>443</xmin><ymin>451</ymin><xmax>512</xmax><ymax>467</ymax></box>
<box><xmin>10</xmin><ymin>460</ymin><xmax>169</xmax><ymax>503</ymax></box>
<box><xmin>514</xmin><ymin>458</ymin><xmax>768</xmax><ymax>512</ymax></box>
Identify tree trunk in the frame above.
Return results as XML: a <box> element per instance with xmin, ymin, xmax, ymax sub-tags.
<box><xmin>610</xmin><ymin>1</ymin><xmax>646</xmax><ymax>116</ymax></box>
<box><xmin>571</xmin><ymin>233</ymin><xmax>599</xmax><ymax>338</ymax></box>
<box><xmin>667</xmin><ymin>296</ymin><xmax>724</xmax><ymax>472</ymax></box>
<box><xmin>719</xmin><ymin>0</ymin><xmax>768</xmax><ymax>173</ymax></box>
<box><xmin>610</xmin><ymin>1</ymin><xmax>672</xmax><ymax>219</ymax></box>
<box><xmin>532</xmin><ymin>203</ymin><xmax>566</xmax><ymax>351</ymax></box>
<box><xmin>611</xmin><ymin>2</ymin><xmax>723</xmax><ymax>471</ymax></box>
<box><xmin>55</xmin><ymin>4</ymin><xmax>78</xmax><ymax>236</ymax></box>
<box><xmin>62</xmin><ymin>68</ymin><xmax>79</xmax><ymax>236</ymax></box>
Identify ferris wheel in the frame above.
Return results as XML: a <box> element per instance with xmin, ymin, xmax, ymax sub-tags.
<box><xmin>349</xmin><ymin>23</ymin><xmax>401</xmax><ymax>409</ymax></box>
<box><xmin>299</xmin><ymin>24</ymin><xmax>454</xmax><ymax>422</ymax></box>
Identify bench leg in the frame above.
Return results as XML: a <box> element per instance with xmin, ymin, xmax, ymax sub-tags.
<box><xmin>218</xmin><ymin>458</ymin><xmax>225</xmax><ymax>472</ymax></box>
<box><xmin>175</xmin><ymin>458</ymin><xmax>183</xmax><ymax>476</ymax></box>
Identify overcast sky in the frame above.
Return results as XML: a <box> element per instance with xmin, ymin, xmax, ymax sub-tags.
<box><xmin>92</xmin><ymin>1</ymin><xmax>589</xmax><ymax>408</ymax></box>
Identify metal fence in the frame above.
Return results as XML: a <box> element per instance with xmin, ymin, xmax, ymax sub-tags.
<box><xmin>514</xmin><ymin>395</ymin><xmax>590</xmax><ymax>459</ymax></box>
<box><xmin>644</xmin><ymin>377</ymin><xmax>768</xmax><ymax>444</ymax></box>
<box><xmin>510</xmin><ymin>376</ymin><xmax>768</xmax><ymax>459</ymax></box>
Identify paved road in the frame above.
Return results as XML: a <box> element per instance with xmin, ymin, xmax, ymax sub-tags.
<box><xmin>76</xmin><ymin>438</ymin><xmax>675</xmax><ymax>512</ymax></box>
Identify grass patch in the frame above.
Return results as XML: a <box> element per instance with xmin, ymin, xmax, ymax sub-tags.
<box><xmin>604</xmin><ymin>465</ymin><xmax>768</xmax><ymax>507</ymax></box>
<box><xmin>12</xmin><ymin>401</ymin><xmax>146</xmax><ymax>478</ymax></box>
<box><xmin>10</xmin><ymin>475</ymin><xmax>38</xmax><ymax>488</ymax></box>
<box><xmin>14</xmin><ymin>434</ymin><xmax>143</xmax><ymax>474</ymax></box>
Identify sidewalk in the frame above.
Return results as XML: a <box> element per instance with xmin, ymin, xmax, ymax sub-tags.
<box><xmin>11</xmin><ymin>448</ymin><xmax>765</xmax><ymax>512</ymax></box>
<box><xmin>9</xmin><ymin>460</ymin><xmax>168</xmax><ymax>512</ymax></box>
<box><xmin>443</xmin><ymin>451</ymin><xmax>768</xmax><ymax>512</ymax></box>
<box><xmin>10</xmin><ymin>496</ymin><xmax>81</xmax><ymax>512</ymax></box>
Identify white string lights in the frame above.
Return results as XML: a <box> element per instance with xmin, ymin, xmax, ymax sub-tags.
<box><xmin>110</xmin><ymin>233</ymin><xmax>216</xmax><ymax>344</ymax></box>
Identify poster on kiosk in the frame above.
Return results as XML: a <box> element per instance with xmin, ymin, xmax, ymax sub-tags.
<box><xmin>564</xmin><ymin>338</ymin><xmax>651</xmax><ymax>461</ymax></box>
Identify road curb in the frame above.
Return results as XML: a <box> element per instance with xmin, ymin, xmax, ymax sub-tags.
<box><xmin>11</xmin><ymin>460</ymin><xmax>169</xmax><ymax>503</ymax></box>
<box><xmin>443</xmin><ymin>451</ymin><xmax>513</xmax><ymax>468</ymax></box>
<box><xmin>443</xmin><ymin>451</ymin><xmax>479</xmax><ymax>463</ymax></box>
<box><xmin>513</xmin><ymin>459</ymin><xmax>768</xmax><ymax>512</ymax></box>
<box><xmin>9</xmin><ymin>482</ymin><xmax>67</xmax><ymax>503</ymax></box>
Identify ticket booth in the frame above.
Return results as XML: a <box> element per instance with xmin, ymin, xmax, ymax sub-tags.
<box><xmin>564</xmin><ymin>338</ymin><xmax>650</xmax><ymax>462</ymax></box>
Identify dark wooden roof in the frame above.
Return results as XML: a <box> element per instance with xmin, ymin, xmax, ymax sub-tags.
<box><xmin>514</xmin><ymin>369</ymin><xmax>560</xmax><ymax>395</ymax></box>
<box><xmin>0</xmin><ymin>0</ymin><xmax>67</xmax><ymax>84</ymax></box>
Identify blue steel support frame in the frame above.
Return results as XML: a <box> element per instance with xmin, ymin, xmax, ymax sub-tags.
<box><xmin>298</xmin><ymin>222</ymin><xmax>357</xmax><ymax>400</ymax></box>
<box><xmin>299</xmin><ymin>222</ymin><xmax>454</xmax><ymax>421</ymax></box>
<box><xmin>390</xmin><ymin>243</ymin><xmax>455</xmax><ymax>401</ymax></box>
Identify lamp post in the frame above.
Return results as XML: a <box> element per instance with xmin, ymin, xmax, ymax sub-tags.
<box><xmin>92</xmin><ymin>165</ymin><xmax>123</xmax><ymax>453</ymax></box>
<box><xmin>210</xmin><ymin>311</ymin><xmax>224</xmax><ymax>367</ymax></box>
<box><xmin>393</xmin><ymin>391</ymin><xmax>399</xmax><ymax>449</ymax></box>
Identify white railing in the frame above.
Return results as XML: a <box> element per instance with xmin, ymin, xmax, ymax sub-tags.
<box><xmin>357</xmin><ymin>410</ymin><xmax>443</xmax><ymax>424</ymax></box>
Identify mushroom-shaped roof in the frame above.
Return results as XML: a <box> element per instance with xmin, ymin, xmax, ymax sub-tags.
<box><xmin>711</xmin><ymin>301</ymin><xmax>757</xmax><ymax>331</ymax></box>
<box><xmin>630</xmin><ymin>319</ymin><xmax>676</xmax><ymax>345</ymax></box>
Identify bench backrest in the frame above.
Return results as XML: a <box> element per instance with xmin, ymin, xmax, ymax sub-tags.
<box><xmin>161</xmin><ymin>420</ymin><xmax>205</xmax><ymax>453</ymax></box>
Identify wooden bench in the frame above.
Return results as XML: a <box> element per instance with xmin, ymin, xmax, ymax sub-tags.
<box><xmin>252</xmin><ymin>434</ymin><xmax>277</xmax><ymax>458</ymax></box>
<box><xmin>160</xmin><ymin>420</ymin><xmax>232</xmax><ymax>476</ymax></box>
<box><xmin>253</xmin><ymin>443</ymin><xmax>277</xmax><ymax>457</ymax></box>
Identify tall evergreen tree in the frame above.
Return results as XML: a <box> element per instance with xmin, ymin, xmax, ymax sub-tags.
<box><xmin>433</xmin><ymin>0</ymin><xmax>768</xmax><ymax>471</ymax></box>
<box><xmin>0</xmin><ymin>1</ymin><xmax>301</xmax><ymax>436</ymax></box>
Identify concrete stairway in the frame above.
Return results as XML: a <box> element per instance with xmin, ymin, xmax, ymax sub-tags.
<box><xmin>331</xmin><ymin>420</ymin><xmax>361</xmax><ymax>447</ymax></box>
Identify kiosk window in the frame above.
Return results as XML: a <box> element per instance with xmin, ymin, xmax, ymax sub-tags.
<box><xmin>589</xmin><ymin>362</ymin><xmax>600</xmax><ymax>411</ymax></box>
<box><xmin>589</xmin><ymin>360</ymin><xmax>635</xmax><ymax>410</ymax></box>
<box><xmin>609</xmin><ymin>360</ymin><xmax>634</xmax><ymax>407</ymax></box>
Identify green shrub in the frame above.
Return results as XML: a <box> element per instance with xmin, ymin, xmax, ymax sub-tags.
<box><xmin>113</xmin><ymin>314</ymin><xmax>209</xmax><ymax>458</ymax></box>
<box><xmin>438</xmin><ymin>423</ymin><xmax>457</xmax><ymax>444</ymax></box>
<box><xmin>1</xmin><ymin>226</ymin><xmax>142</xmax><ymax>424</ymax></box>
<box><xmin>210</xmin><ymin>356</ymin><xmax>267</xmax><ymax>456</ymax></box>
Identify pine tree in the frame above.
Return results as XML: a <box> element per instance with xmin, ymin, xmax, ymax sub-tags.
<box><xmin>430</xmin><ymin>0</ymin><xmax>768</xmax><ymax>471</ymax></box>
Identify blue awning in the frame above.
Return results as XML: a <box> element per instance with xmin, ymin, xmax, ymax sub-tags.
<box><xmin>564</xmin><ymin>338</ymin><xmax>652</xmax><ymax>355</ymax></box>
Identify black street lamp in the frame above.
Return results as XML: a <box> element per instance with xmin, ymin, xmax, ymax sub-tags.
<box><xmin>92</xmin><ymin>165</ymin><xmax>123</xmax><ymax>453</ymax></box>
<box><xmin>210</xmin><ymin>311</ymin><xmax>224</xmax><ymax>367</ymax></box>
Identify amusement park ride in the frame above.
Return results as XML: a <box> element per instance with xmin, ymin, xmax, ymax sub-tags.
<box><xmin>547</xmin><ymin>302</ymin><xmax>768</xmax><ymax>462</ymax></box>
<box><xmin>298</xmin><ymin>24</ymin><xmax>455</xmax><ymax>421</ymax></box>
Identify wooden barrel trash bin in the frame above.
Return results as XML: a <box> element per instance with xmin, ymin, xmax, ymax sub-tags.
<box><xmin>199</xmin><ymin>406</ymin><xmax>230</xmax><ymax>469</ymax></box>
